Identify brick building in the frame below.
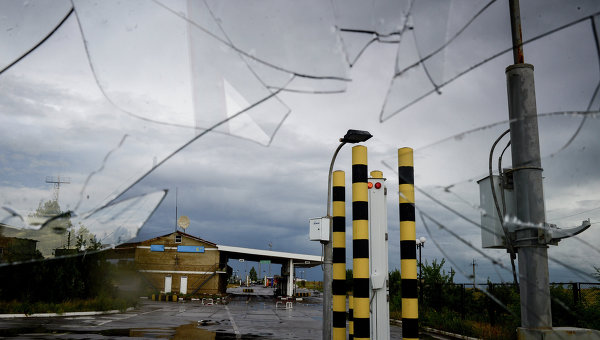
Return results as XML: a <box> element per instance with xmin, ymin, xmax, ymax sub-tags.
<box><xmin>114</xmin><ymin>230</ymin><xmax>228</xmax><ymax>295</ymax></box>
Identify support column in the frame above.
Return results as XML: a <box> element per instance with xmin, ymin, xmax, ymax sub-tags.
<box><xmin>352</xmin><ymin>146</ymin><xmax>370</xmax><ymax>340</ymax></box>
<box><xmin>332</xmin><ymin>171</ymin><xmax>347</xmax><ymax>340</ymax></box>
<box><xmin>287</xmin><ymin>259</ymin><xmax>295</xmax><ymax>297</ymax></box>
<box><xmin>507</xmin><ymin>64</ymin><xmax>551</xmax><ymax>328</ymax></box>
<box><xmin>398</xmin><ymin>148</ymin><xmax>418</xmax><ymax>340</ymax></box>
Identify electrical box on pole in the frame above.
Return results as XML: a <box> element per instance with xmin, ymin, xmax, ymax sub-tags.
<box><xmin>309</xmin><ymin>217</ymin><xmax>331</xmax><ymax>242</ymax></box>
<box><xmin>368</xmin><ymin>172</ymin><xmax>390</xmax><ymax>340</ymax></box>
<box><xmin>478</xmin><ymin>173</ymin><xmax>592</xmax><ymax>249</ymax></box>
<box><xmin>478</xmin><ymin>175</ymin><xmax>516</xmax><ymax>249</ymax></box>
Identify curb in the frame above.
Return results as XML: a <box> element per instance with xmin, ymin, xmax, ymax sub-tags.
<box><xmin>422</xmin><ymin>326</ymin><xmax>481</xmax><ymax>340</ymax></box>
<box><xmin>0</xmin><ymin>307</ymin><xmax>134</xmax><ymax>319</ymax></box>
<box><xmin>390</xmin><ymin>319</ymin><xmax>481</xmax><ymax>340</ymax></box>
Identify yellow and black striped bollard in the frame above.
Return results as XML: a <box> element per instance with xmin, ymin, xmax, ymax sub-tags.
<box><xmin>352</xmin><ymin>145</ymin><xmax>370</xmax><ymax>340</ymax></box>
<box><xmin>349</xmin><ymin>294</ymin><xmax>354</xmax><ymax>340</ymax></box>
<box><xmin>332</xmin><ymin>170</ymin><xmax>347</xmax><ymax>340</ymax></box>
<box><xmin>399</xmin><ymin>147</ymin><xmax>418</xmax><ymax>340</ymax></box>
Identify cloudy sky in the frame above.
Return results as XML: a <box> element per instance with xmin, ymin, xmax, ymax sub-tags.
<box><xmin>1</xmin><ymin>0</ymin><xmax>600</xmax><ymax>286</ymax></box>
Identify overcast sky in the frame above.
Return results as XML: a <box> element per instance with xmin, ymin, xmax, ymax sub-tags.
<box><xmin>1</xmin><ymin>0</ymin><xmax>600</xmax><ymax>284</ymax></box>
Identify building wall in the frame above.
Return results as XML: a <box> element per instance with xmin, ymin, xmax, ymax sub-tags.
<box><xmin>134</xmin><ymin>232</ymin><xmax>225</xmax><ymax>295</ymax></box>
<box><xmin>0</xmin><ymin>236</ymin><xmax>40</xmax><ymax>263</ymax></box>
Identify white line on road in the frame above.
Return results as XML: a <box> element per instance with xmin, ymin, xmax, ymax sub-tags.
<box><xmin>224</xmin><ymin>305</ymin><xmax>241</xmax><ymax>339</ymax></box>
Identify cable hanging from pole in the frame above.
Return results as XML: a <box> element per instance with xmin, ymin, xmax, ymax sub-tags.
<box><xmin>489</xmin><ymin>129</ymin><xmax>519</xmax><ymax>287</ymax></box>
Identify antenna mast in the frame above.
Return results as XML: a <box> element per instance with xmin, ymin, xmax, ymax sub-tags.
<box><xmin>45</xmin><ymin>176</ymin><xmax>70</xmax><ymax>202</ymax></box>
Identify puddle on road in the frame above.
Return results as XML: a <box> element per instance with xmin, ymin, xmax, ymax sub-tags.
<box><xmin>0</xmin><ymin>322</ymin><xmax>269</xmax><ymax>339</ymax></box>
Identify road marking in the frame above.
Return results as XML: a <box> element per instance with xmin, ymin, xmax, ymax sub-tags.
<box><xmin>224</xmin><ymin>305</ymin><xmax>241</xmax><ymax>339</ymax></box>
<box><xmin>95</xmin><ymin>306</ymin><xmax>164</xmax><ymax>326</ymax></box>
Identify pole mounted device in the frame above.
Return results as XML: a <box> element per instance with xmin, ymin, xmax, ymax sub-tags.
<box><xmin>367</xmin><ymin>170</ymin><xmax>390</xmax><ymax>339</ymax></box>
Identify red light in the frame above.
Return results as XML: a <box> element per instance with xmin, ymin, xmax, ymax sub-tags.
<box><xmin>368</xmin><ymin>182</ymin><xmax>373</xmax><ymax>189</ymax></box>
<box><xmin>375</xmin><ymin>182</ymin><xmax>382</xmax><ymax>189</ymax></box>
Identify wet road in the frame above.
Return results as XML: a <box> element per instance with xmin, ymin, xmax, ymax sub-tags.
<box><xmin>0</xmin><ymin>289</ymin><xmax>405</xmax><ymax>339</ymax></box>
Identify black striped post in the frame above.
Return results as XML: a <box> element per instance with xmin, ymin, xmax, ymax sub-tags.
<box><xmin>332</xmin><ymin>170</ymin><xmax>347</xmax><ymax>340</ymax></box>
<box><xmin>349</xmin><ymin>294</ymin><xmax>354</xmax><ymax>339</ymax></box>
<box><xmin>352</xmin><ymin>145</ymin><xmax>370</xmax><ymax>340</ymax></box>
<box><xmin>398</xmin><ymin>147</ymin><xmax>418</xmax><ymax>340</ymax></box>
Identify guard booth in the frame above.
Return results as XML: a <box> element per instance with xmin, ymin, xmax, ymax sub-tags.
<box><xmin>275</xmin><ymin>277</ymin><xmax>288</xmax><ymax>297</ymax></box>
<box><xmin>265</xmin><ymin>277</ymin><xmax>277</xmax><ymax>287</ymax></box>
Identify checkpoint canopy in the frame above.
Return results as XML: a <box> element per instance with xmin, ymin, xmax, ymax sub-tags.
<box><xmin>217</xmin><ymin>245</ymin><xmax>321</xmax><ymax>296</ymax></box>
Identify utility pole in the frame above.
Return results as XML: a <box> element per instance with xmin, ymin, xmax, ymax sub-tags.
<box><xmin>268</xmin><ymin>242</ymin><xmax>272</xmax><ymax>277</ymax></box>
<box><xmin>507</xmin><ymin>0</ymin><xmax>552</xmax><ymax>330</ymax></box>
<box><xmin>471</xmin><ymin>259</ymin><xmax>477</xmax><ymax>285</ymax></box>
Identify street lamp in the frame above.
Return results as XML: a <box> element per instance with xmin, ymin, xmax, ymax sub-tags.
<box><xmin>416</xmin><ymin>236</ymin><xmax>426</xmax><ymax>303</ymax></box>
<box><xmin>323</xmin><ymin>129</ymin><xmax>372</xmax><ymax>340</ymax></box>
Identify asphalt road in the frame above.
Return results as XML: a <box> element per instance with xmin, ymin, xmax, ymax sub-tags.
<box><xmin>0</xmin><ymin>288</ymin><xmax>407</xmax><ymax>339</ymax></box>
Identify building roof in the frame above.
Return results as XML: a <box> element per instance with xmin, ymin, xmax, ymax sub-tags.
<box><xmin>118</xmin><ymin>230</ymin><xmax>217</xmax><ymax>248</ymax></box>
<box><xmin>216</xmin><ymin>244</ymin><xmax>321</xmax><ymax>268</ymax></box>
<box><xmin>116</xmin><ymin>230</ymin><xmax>321</xmax><ymax>268</ymax></box>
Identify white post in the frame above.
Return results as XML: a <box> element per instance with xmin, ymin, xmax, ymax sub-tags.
<box><xmin>287</xmin><ymin>259</ymin><xmax>295</xmax><ymax>297</ymax></box>
<box><xmin>368</xmin><ymin>171</ymin><xmax>390</xmax><ymax>339</ymax></box>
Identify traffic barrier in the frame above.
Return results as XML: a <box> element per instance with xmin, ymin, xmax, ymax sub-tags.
<box><xmin>150</xmin><ymin>294</ymin><xmax>178</xmax><ymax>302</ymax></box>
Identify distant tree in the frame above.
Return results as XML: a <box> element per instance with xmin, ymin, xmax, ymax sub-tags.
<box><xmin>74</xmin><ymin>224</ymin><xmax>102</xmax><ymax>251</ymax></box>
<box><xmin>249</xmin><ymin>266</ymin><xmax>258</xmax><ymax>282</ymax></box>
<box><xmin>593</xmin><ymin>266</ymin><xmax>600</xmax><ymax>281</ymax></box>
<box><xmin>422</xmin><ymin>258</ymin><xmax>455</xmax><ymax>284</ymax></box>
<box><xmin>30</xmin><ymin>198</ymin><xmax>73</xmax><ymax>234</ymax></box>
<box><xmin>32</xmin><ymin>199</ymin><xmax>61</xmax><ymax>217</ymax></box>
<box><xmin>421</xmin><ymin>258</ymin><xmax>456</xmax><ymax>311</ymax></box>
<box><xmin>389</xmin><ymin>269</ymin><xmax>402</xmax><ymax>310</ymax></box>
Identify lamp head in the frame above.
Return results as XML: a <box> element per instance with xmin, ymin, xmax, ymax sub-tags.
<box><xmin>419</xmin><ymin>236</ymin><xmax>427</xmax><ymax>244</ymax></box>
<box><xmin>415</xmin><ymin>239</ymin><xmax>421</xmax><ymax>245</ymax></box>
<box><xmin>340</xmin><ymin>129</ymin><xmax>373</xmax><ymax>143</ymax></box>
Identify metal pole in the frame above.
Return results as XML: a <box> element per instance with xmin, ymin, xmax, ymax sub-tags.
<box><xmin>507</xmin><ymin>0</ymin><xmax>552</xmax><ymax>329</ymax></box>
<box><xmin>323</xmin><ymin>142</ymin><xmax>346</xmax><ymax>340</ymax></box>
<box><xmin>507</xmin><ymin>63</ymin><xmax>552</xmax><ymax>329</ymax></box>
<box><xmin>418</xmin><ymin>244</ymin><xmax>423</xmax><ymax>304</ymax></box>
<box><xmin>352</xmin><ymin>145</ymin><xmax>370</xmax><ymax>340</ymax></box>
<box><xmin>509</xmin><ymin>0</ymin><xmax>524</xmax><ymax>64</ymax></box>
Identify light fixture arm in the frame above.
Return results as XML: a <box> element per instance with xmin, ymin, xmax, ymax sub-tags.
<box><xmin>326</xmin><ymin>141</ymin><xmax>347</xmax><ymax>218</ymax></box>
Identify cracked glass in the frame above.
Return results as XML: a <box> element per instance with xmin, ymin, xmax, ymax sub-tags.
<box><xmin>1</xmin><ymin>0</ymin><xmax>600</xmax><ymax>337</ymax></box>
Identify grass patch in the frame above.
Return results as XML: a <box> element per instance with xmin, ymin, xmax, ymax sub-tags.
<box><xmin>0</xmin><ymin>296</ymin><xmax>137</xmax><ymax>315</ymax></box>
<box><xmin>303</xmin><ymin>281</ymin><xmax>322</xmax><ymax>292</ymax></box>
